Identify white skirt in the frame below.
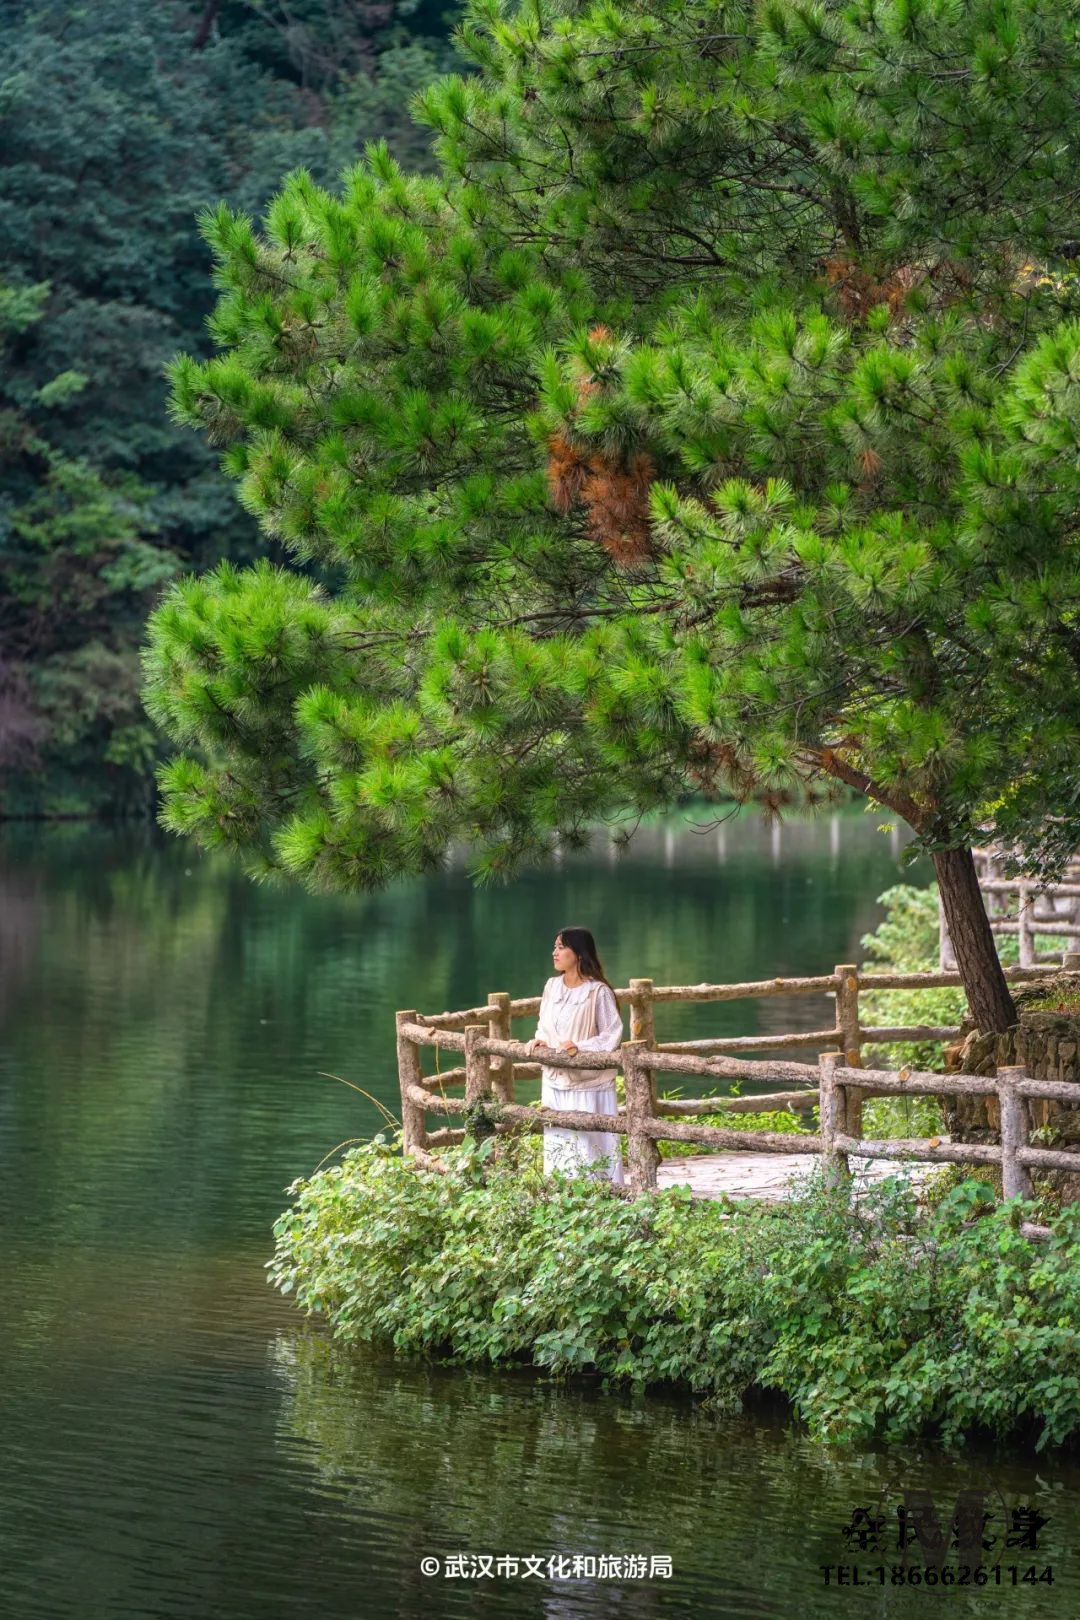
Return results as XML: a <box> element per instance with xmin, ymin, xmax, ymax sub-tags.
<box><xmin>541</xmin><ymin>1076</ymin><xmax>626</xmax><ymax>1186</ymax></box>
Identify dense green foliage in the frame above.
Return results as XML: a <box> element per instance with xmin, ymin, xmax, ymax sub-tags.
<box><xmin>268</xmin><ymin>1130</ymin><xmax>1080</xmax><ymax>1448</ymax></box>
<box><xmin>861</xmin><ymin>883</ymin><xmax>969</xmax><ymax>1067</ymax></box>
<box><xmin>855</xmin><ymin>881</ymin><xmax>963</xmax><ymax>1137</ymax></box>
<box><xmin>145</xmin><ymin>0</ymin><xmax>1080</xmax><ymax>907</ymax></box>
<box><xmin>0</xmin><ymin>0</ymin><xmax>459</xmax><ymax>813</ymax></box>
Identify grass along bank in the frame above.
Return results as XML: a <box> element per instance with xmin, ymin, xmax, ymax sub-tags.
<box><xmin>268</xmin><ymin>1132</ymin><xmax>1080</xmax><ymax>1451</ymax></box>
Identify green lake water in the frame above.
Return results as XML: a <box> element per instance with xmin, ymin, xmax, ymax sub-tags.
<box><xmin>2</xmin><ymin>811</ymin><xmax>1078</xmax><ymax>1619</ymax></box>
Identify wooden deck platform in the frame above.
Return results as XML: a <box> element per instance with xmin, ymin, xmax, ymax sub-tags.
<box><xmin>656</xmin><ymin>1149</ymin><xmax>943</xmax><ymax>1202</ymax></box>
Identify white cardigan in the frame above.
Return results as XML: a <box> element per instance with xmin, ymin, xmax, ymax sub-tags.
<box><xmin>534</xmin><ymin>976</ymin><xmax>624</xmax><ymax>1090</ymax></box>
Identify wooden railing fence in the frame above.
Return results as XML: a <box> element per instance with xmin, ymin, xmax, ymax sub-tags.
<box><xmin>394</xmin><ymin>961</ymin><xmax>1079</xmax><ymax>1230</ymax></box>
<box><xmin>940</xmin><ymin>847</ymin><xmax>1080</xmax><ymax>969</ymax></box>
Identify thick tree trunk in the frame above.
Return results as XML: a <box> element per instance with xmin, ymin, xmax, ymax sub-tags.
<box><xmin>933</xmin><ymin>846</ymin><xmax>1017</xmax><ymax>1033</ymax></box>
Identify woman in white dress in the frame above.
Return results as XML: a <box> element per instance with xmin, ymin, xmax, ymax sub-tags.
<box><xmin>526</xmin><ymin>927</ymin><xmax>626</xmax><ymax>1187</ymax></box>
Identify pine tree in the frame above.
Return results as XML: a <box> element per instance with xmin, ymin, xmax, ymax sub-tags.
<box><xmin>144</xmin><ymin>0</ymin><xmax>1080</xmax><ymax>1033</ymax></box>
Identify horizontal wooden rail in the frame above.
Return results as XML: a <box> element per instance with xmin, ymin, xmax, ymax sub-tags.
<box><xmin>856</xmin><ymin>966</ymin><xmax>1046</xmax><ymax>990</ymax></box>
<box><xmin>991</xmin><ymin>920</ymin><xmax>1080</xmax><ymax>937</ymax></box>
<box><xmin>407</xmin><ymin>1082</ymin><xmax>626</xmax><ymax>1133</ymax></box>
<box><xmin>425</xmin><ymin>1126</ymin><xmax>467</xmax><ymax>1147</ymax></box>
<box><xmin>406</xmin><ymin>1087</ymin><xmax>466</xmax><ymax>1115</ymax></box>
<box><xmin>981</xmin><ymin>880</ymin><xmax>1080</xmax><ymax>897</ymax></box>
<box><xmin>990</xmin><ymin>907</ymin><xmax>1080</xmax><ymax>920</ymax></box>
<box><xmin>475</xmin><ymin>1037</ymin><xmax>627</xmax><ymax>1073</ymax></box>
<box><xmin>829</xmin><ymin>1064</ymin><xmax>996</xmax><ymax>1097</ymax></box>
<box><xmin>641</xmin><ymin>1117</ymin><xmax>824</xmax><ymax>1153</ymax></box>
<box><xmin>414</xmin><ymin>1003</ymin><xmax>500</xmax><ymax>1030</ymax></box>
<box><xmin>654</xmin><ymin>1028</ymin><xmax>839</xmax><ymax>1053</ymax></box>
<box><xmin>406</xmin><ymin>1082</ymin><xmax>630</xmax><ymax>1134</ymax></box>
<box><xmin>860</xmin><ymin>1024</ymin><xmax>963</xmax><ymax>1042</ymax></box>
<box><xmin>636</xmin><ymin>1050</ymin><xmax>819</xmax><ymax>1085</ymax></box>
<box><xmin>1018</xmin><ymin>1144</ymin><xmax>1080</xmax><ymax>1172</ymax></box>
<box><xmin>833</xmin><ymin>1133</ymin><xmax>1001</xmax><ymax>1165</ymax></box>
<box><xmin>494</xmin><ymin>1101</ymin><xmax>628</xmax><ymax>1133</ymax></box>
<box><xmin>415</xmin><ymin>1067</ymin><xmax>467</xmax><ymax>1090</ymax></box>
<box><xmin>645</xmin><ymin>975</ymin><xmax>841</xmax><ymax>1001</ymax></box>
<box><xmin>1015</xmin><ymin>1076</ymin><xmax>1080</xmax><ymax>1101</ymax></box>
<box><xmin>950</xmin><ymin>856</ymin><xmax>1080</xmax><ymax>969</ymax></box>
<box><xmin>399</xmin><ymin>1022</ymin><xmax>466</xmax><ymax>1052</ymax></box>
<box><xmin>654</xmin><ymin>1089</ymin><xmax>817</xmax><ymax>1116</ymax></box>
<box><xmin>415</xmin><ymin>1062</ymin><xmax>546</xmax><ymax>1091</ymax></box>
<box><xmin>831</xmin><ymin>1063</ymin><xmax>1080</xmax><ymax>1102</ymax></box>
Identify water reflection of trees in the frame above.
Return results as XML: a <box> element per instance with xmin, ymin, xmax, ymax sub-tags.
<box><xmin>1</xmin><ymin>808</ymin><xmax>920</xmax><ymax>1061</ymax></box>
<box><xmin>269</xmin><ymin>1332</ymin><xmax>1076</xmax><ymax>1620</ymax></box>
<box><xmin>0</xmin><ymin>865</ymin><xmax>41</xmax><ymax>1021</ymax></box>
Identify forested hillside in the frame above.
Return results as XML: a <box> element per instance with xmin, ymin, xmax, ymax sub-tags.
<box><xmin>0</xmin><ymin>0</ymin><xmax>459</xmax><ymax>814</ymax></box>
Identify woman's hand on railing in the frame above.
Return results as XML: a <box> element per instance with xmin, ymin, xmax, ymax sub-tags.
<box><xmin>525</xmin><ymin>1038</ymin><xmax>548</xmax><ymax>1055</ymax></box>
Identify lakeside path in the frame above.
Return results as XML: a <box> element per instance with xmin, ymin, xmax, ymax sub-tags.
<box><xmin>657</xmin><ymin>1151</ymin><xmax>941</xmax><ymax>1202</ymax></box>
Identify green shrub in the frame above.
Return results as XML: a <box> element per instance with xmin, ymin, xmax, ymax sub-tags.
<box><xmin>859</xmin><ymin>883</ymin><xmax>967</xmax><ymax>1074</ymax></box>
<box><xmin>657</xmin><ymin>1102</ymin><xmax>813</xmax><ymax>1158</ymax></box>
<box><xmin>268</xmin><ymin>1133</ymin><xmax>1080</xmax><ymax>1449</ymax></box>
<box><xmin>861</xmin><ymin>1092</ymin><xmax>946</xmax><ymax>1140</ymax></box>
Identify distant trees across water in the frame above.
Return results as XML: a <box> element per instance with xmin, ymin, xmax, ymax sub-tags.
<box><xmin>0</xmin><ymin>0</ymin><xmax>461</xmax><ymax>814</ymax></box>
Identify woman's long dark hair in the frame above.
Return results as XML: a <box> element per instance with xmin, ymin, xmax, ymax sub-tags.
<box><xmin>555</xmin><ymin>927</ymin><xmax>619</xmax><ymax>1008</ymax></box>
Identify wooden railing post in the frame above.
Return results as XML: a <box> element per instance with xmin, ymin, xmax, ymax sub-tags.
<box><xmin>835</xmin><ymin>963</ymin><xmax>864</xmax><ymax>1140</ymax></box>
<box><xmin>997</xmin><ymin>1063</ymin><xmax>1033</xmax><ymax>1202</ymax></box>
<box><xmin>1018</xmin><ymin>884</ymin><xmax>1035</xmax><ymax>968</ymax></box>
<box><xmin>818</xmin><ymin>1050</ymin><xmax>850</xmax><ymax>1185</ymax></box>
<box><xmin>396</xmin><ymin>1009</ymin><xmax>427</xmax><ymax>1154</ymax></box>
<box><xmin>487</xmin><ymin>991</ymin><xmax>513</xmax><ymax>1103</ymax></box>
<box><xmin>464</xmin><ymin>1023</ymin><xmax>492</xmax><ymax>1104</ymax></box>
<box><xmin>623</xmin><ymin>1038</ymin><xmax>660</xmax><ymax>1195</ymax></box>
<box><xmin>628</xmin><ymin>978</ymin><xmax>655</xmax><ymax>1045</ymax></box>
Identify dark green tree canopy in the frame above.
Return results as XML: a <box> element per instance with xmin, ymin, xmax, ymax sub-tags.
<box><xmin>0</xmin><ymin>0</ymin><xmax>458</xmax><ymax>811</ymax></box>
<box><xmin>144</xmin><ymin>0</ymin><xmax>1080</xmax><ymax>1026</ymax></box>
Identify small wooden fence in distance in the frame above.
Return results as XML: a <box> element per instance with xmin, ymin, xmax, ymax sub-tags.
<box><xmin>395</xmin><ymin>962</ymin><xmax>1075</xmax><ymax>1228</ymax></box>
<box><xmin>950</xmin><ymin>846</ymin><xmax>1080</xmax><ymax>969</ymax></box>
